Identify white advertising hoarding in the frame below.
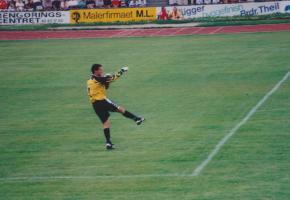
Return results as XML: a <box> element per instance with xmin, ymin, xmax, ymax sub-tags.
<box><xmin>157</xmin><ymin>1</ymin><xmax>290</xmax><ymax>20</ymax></box>
<box><xmin>280</xmin><ymin>1</ymin><xmax>290</xmax><ymax>13</ymax></box>
<box><xmin>0</xmin><ymin>11</ymin><xmax>70</xmax><ymax>25</ymax></box>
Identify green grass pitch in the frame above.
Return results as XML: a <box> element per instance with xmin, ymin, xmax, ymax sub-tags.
<box><xmin>0</xmin><ymin>32</ymin><xmax>290</xmax><ymax>199</ymax></box>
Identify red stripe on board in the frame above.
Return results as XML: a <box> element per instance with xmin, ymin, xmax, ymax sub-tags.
<box><xmin>0</xmin><ymin>23</ymin><xmax>290</xmax><ymax>40</ymax></box>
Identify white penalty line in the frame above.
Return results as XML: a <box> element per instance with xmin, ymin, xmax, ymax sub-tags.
<box><xmin>192</xmin><ymin>70</ymin><xmax>290</xmax><ymax>176</ymax></box>
<box><xmin>1</xmin><ymin>71</ymin><xmax>289</xmax><ymax>182</ymax></box>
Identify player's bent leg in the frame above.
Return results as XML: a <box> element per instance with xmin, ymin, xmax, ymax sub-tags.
<box><xmin>118</xmin><ymin>107</ymin><xmax>145</xmax><ymax>125</ymax></box>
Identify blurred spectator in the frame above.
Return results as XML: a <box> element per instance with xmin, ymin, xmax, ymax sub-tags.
<box><xmin>180</xmin><ymin>0</ymin><xmax>187</xmax><ymax>5</ymax></box>
<box><xmin>8</xmin><ymin>0</ymin><xmax>16</xmax><ymax>10</ymax></box>
<box><xmin>170</xmin><ymin>0</ymin><xmax>187</xmax><ymax>5</ymax></box>
<box><xmin>137</xmin><ymin>0</ymin><xmax>145</xmax><ymax>7</ymax></box>
<box><xmin>124</xmin><ymin>0</ymin><xmax>129</xmax><ymax>6</ymax></box>
<box><xmin>52</xmin><ymin>0</ymin><xmax>60</xmax><ymax>10</ymax></box>
<box><xmin>196</xmin><ymin>0</ymin><xmax>203</xmax><ymax>4</ymax></box>
<box><xmin>212</xmin><ymin>0</ymin><xmax>220</xmax><ymax>3</ymax></box>
<box><xmin>60</xmin><ymin>0</ymin><xmax>67</xmax><ymax>9</ymax></box>
<box><xmin>33</xmin><ymin>0</ymin><xmax>43</xmax><ymax>10</ymax></box>
<box><xmin>171</xmin><ymin>6</ymin><xmax>181</xmax><ymax>19</ymax></box>
<box><xmin>78</xmin><ymin>0</ymin><xmax>86</xmax><ymax>8</ymax></box>
<box><xmin>170</xmin><ymin>0</ymin><xmax>179</xmax><ymax>6</ymax></box>
<box><xmin>67</xmin><ymin>0</ymin><xmax>78</xmax><ymax>9</ymax></box>
<box><xmin>103</xmin><ymin>0</ymin><xmax>111</xmax><ymax>7</ymax></box>
<box><xmin>24</xmin><ymin>0</ymin><xmax>33</xmax><ymax>10</ymax></box>
<box><xmin>204</xmin><ymin>0</ymin><xmax>211</xmax><ymax>4</ymax></box>
<box><xmin>128</xmin><ymin>0</ymin><xmax>136</xmax><ymax>7</ymax></box>
<box><xmin>95</xmin><ymin>0</ymin><xmax>103</xmax><ymax>7</ymax></box>
<box><xmin>159</xmin><ymin>6</ymin><xmax>168</xmax><ymax>20</ymax></box>
<box><xmin>0</xmin><ymin>0</ymin><xmax>8</xmax><ymax>9</ymax></box>
<box><xmin>120</xmin><ymin>0</ymin><xmax>126</xmax><ymax>7</ymax></box>
<box><xmin>15</xmin><ymin>0</ymin><xmax>25</xmax><ymax>10</ymax></box>
<box><xmin>111</xmin><ymin>0</ymin><xmax>120</xmax><ymax>7</ymax></box>
<box><xmin>43</xmin><ymin>0</ymin><xmax>52</xmax><ymax>9</ymax></box>
<box><xmin>86</xmin><ymin>0</ymin><xmax>95</xmax><ymax>8</ymax></box>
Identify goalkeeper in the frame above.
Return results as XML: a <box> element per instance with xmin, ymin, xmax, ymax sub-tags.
<box><xmin>87</xmin><ymin>64</ymin><xmax>145</xmax><ymax>150</ymax></box>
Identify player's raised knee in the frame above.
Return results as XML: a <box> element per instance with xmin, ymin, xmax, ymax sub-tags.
<box><xmin>117</xmin><ymin>107</ymin><xmax>125</xmax><ymax>113</ymax></box>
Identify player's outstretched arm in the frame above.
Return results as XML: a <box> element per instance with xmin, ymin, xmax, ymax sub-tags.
<box><xmin>108</xmin><ymin>67</ymin><xmax>129</xmax><ymax>82</ymax></box>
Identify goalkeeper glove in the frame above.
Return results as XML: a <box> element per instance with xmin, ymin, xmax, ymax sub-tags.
<box><xmin>120</xmin><ymin>66</ymin><xmax>129</xmax><ymax>73</ymax></box>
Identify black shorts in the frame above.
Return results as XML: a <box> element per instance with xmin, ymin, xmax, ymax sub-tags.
<box><xmin>92</xmin><ymin>99</ymin><xmax>120</xmax><ymax>123</ymax></box>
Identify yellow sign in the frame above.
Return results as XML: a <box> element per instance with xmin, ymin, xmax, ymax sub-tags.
<box><xmin>70</xmin><ymin>8</ymin><xmax>156</xmax><ymax>23</ymax></box>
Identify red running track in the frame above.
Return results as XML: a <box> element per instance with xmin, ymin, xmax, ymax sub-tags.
<box><xmin>0</xmin><ymin>23</ymin><xmax>290</xmax><ymax>40</ymax></box>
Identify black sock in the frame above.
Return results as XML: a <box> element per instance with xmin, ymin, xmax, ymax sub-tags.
<box><xmin>103</xmin><ymin>128</ymin><xmax>111</xmax><ymax>144</ymax></box>
<box><xmin>123</xmin><ymin>110</ymin><xmax>138</xmax><ymax>121</ymax></box>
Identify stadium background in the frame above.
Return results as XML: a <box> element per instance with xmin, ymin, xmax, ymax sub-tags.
<box><xmin>0</xmin><ymin>0</ymin><xmax>290</xmax><ymax>200</ymax></box>
<box><xmin>1</xmin><ymin>1</ymin><xmax>290</xmax><ymax>25</ymax></box>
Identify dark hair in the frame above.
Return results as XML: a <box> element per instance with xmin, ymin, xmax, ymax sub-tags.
<box><xmin>91</xmin><ymin>64</ymin><xmax>102</xmax><ymax>74</ymax></box>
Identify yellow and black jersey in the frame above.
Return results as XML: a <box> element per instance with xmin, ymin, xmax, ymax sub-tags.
<box><xmin>87</xmin><ymin>71</ymin><xmax>122</xmax><ymax>103</ymax></box>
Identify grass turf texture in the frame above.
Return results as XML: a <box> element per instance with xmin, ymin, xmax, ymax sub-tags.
<box><xmin>0</xmin><ymin>32</ymin><xmax>290</xmax><ymax>199</ymax></box>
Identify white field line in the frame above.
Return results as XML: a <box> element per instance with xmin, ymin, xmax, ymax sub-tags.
<box><xmin>191</xmin><ymin>27</ymin><xmax>205</xmax><ymax>34</ymax></box>
<box><xmin>0</xmin><ymin>174</ymin><xmax>185</xmax><ymax>182</ymax></box>
<box><xmin>192</xmin><ymin>70</ymin><xmax>290</xmax><ymax>176</ymax></box>
<box><xmin>210</xmin><ymin>27</ymin><xmax>223</xmax><ymax>34</ymax></box>
<box><xmin>110</xmin><ymin>29</ymin><xmax>133</xmax><ymax>37</ymax></box>
<box><xmin>0</xmin><ymin>71</ymin><xmax>289</xmax><ymax>182</ymax></box>
<box><xmin>170</xmin><ymin>28</ymin><xmax>185</xmax><ymax>35</ymax></box>
<box><xmin>149</xmin><ymin>28</ymin><xmax>163</xmax><ymax>36</ymax></box>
